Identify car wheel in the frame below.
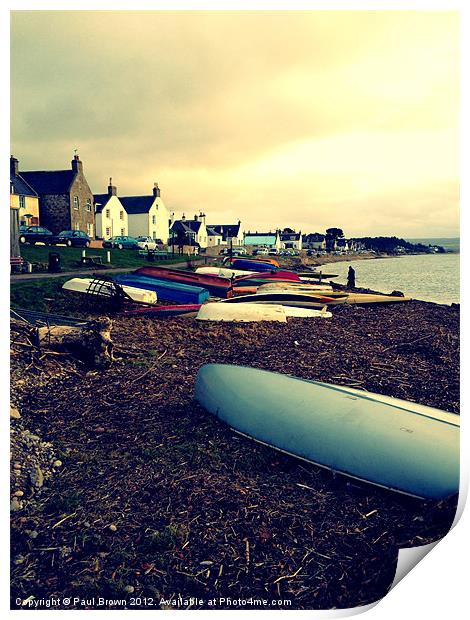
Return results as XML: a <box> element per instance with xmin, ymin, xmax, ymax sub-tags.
<box><xmin>19</xmin><ymin>236</ymin><xmax>26</xmax><ymax>244</ymax></box>
<box><xmin>85</xmin><ymin>241</ymin><xmax>90</xmax><ymax>248</ymax></box>
<box><xmin>118</xmin><ymin>243</ymin><xmax>123</xmax><ymax>250</ymax></box>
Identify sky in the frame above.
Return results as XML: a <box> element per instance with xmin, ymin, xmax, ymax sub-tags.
<box><xmin>10</xmin><ymin>10</ymin><xmax>459</xmax><ymax>238</ymax></box>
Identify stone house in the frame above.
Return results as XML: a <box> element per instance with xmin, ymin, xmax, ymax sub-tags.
<box><xmin>21</xmin><ymin>154</ymin><xmax>94</xmax><ymax>237</ymax></box>
<box><xmin>10</xmin><ymin>156</ymin><xmax>40</xmax><ymax>226</ymax></box>
<box><xmin>94</xmin><ymin>179</ymin><xmax>128</xmax><ymax>240</ymax></box>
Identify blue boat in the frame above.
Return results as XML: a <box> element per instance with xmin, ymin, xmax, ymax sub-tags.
<box><xmin>195</xmin><ymin>364</ymin><xmax>460</xmax><ymax>499</ymax></box>
<box><xmin>115</xmin><ymin>274</ymin><xmax>209</xmax><ymax>304</ymax></box>
<box><xmin>231</xmin><ymin>259</ymin><xmax>278</xmax><ymax>272</ymax></box>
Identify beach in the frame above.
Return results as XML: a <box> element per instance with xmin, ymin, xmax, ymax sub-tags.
<box><xmin>10</xmin><ymin>297</ymin><xmax>459</xmax><ymax>610</ymax></box>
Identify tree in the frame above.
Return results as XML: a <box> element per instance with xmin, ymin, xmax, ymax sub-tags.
<box><xmin>325</xmin><ymin>228</ymin><xmax>344</xmax><ymax>251</ymax></box>
<box><xmin>325</xmin><ymin>227</ymin><xmax>344</xmax><ymax>239</ymax></box>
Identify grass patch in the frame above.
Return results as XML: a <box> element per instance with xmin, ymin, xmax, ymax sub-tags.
<box><xmin>10</xmin><ymin>278</ymin><xmax>71</xmax><ymax>312</ymax></box>
<box><xmin>19</xmin><ymin>245</ymin><xmax>197</xmax><ymax>272</ymax></box>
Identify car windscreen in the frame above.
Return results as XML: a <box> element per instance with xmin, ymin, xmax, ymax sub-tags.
<box><xmin>58</xmin><ymin>231</ymin><xmax>70</xmax><ymax>236</ymax></box>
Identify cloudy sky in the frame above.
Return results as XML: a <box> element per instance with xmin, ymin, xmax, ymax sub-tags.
<box><xmin>11</xmin><ymin>10</ymin><xmax>459</xmax><ymax>238</ymax></box>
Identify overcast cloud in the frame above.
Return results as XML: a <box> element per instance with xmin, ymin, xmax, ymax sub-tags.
<box><xmin>11</xmin><ymin>10</ymin><xmax>459</xmax><ymax>237</ymax></box>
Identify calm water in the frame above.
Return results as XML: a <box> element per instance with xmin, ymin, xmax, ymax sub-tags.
<box><xmin>327</xmin><ymin>254</ymin><xmax>460</xmax><ymax>305</ymax></box>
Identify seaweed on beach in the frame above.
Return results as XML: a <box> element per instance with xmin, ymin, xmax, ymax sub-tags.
<box><xmin>10</xmin><ymin>300</ymin><xmax>459</xmax><ymax>610</ymax></box>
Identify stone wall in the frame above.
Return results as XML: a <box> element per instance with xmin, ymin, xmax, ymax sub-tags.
<box><xmin>39</xmin><ymin>194</ymin><xmax>71</xmax><ymax>234</ymax></box>
<box><xmin>69</xmin><ymin>174</ymin><xmax>95</xmax><ymax>236</ymax></box>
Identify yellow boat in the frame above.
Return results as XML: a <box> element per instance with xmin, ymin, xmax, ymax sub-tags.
<box><xmin>345</xmin><ymin>294</ymin><xmax>411</xmax><ymax>305</ymax></box>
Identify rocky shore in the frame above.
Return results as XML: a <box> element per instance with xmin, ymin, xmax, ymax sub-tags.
<box><xmin>10</xmin><ymin>296</ymin><xmax>459</xmax><ymax>610</ymax></box>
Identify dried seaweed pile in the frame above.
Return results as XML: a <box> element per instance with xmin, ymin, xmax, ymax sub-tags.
<box><xmin>10</xmin><ymin>300</ymin><xmax>459</xmax><ymax>610</ymax></box>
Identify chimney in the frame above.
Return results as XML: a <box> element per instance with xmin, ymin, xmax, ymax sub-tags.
<box><xmin>10</xmin><ymin>156</ymin><xmax>19</xmax><ymax>177</ymax></box>
<box><xmin>153</xmin><ymin>182</ymin><xmax>160</xmax><ymax>198</ymax></box>
<box><xmin>71</xmin><ymin>152</ymin><xmax>83</xmax><ymax>174</ymax></box>
<box><xmin>107</xmin><ymin>177</ymin><xmax>117</xmax><ymax>196</ymax></box>
<box><xmin>194</xmin><ymin>214</ymin><xmax>198</xmax><ymax>221</ymax></box>
<box><xmin>199</xmin><ymin>211</ymin><xmax>206</xmax><ymax>225</ymax></box>
<box><xmin>182</xmin><ymin>213</ymin><xmax>186</xmax><ymax>221</ymax></box>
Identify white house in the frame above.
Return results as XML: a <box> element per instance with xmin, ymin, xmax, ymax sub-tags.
<box><xmin>170</xmin><ymin>213</ymin><xmax>208</xmax><ymax>248</ymax></box>
<box><xmin>206</xmin><ymin>226</ymin><xmax>224</xmax><ymax>247</ymax></box>
<box><xmin>120</xmin><ymin>183</ymin><xmax>169</xmax><ymax>243</ymax></box>
<box><xmin>94</xmin><ymin>179</ymin><xmax>128</xmax><ymax>240</ymax></box>
<box><xmin>280</xmin><ymin>229</ymin><xmax>302</xmax><ymax>250</ymax></box>
<box><xmin>302</xmin><ymin>233</ymin><xmax>327</xmax><ymax>251</ymax></box>
<box><xmin>209</xmin><ymin>221</ymin><xmax>244</xmax><ymax>246</ymax></box>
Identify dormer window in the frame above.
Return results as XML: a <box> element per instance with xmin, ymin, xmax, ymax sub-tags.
<box><xmin>73</xmin><ymin>196</ymin><xmax>79</xmax><ymax>210</ymax></box>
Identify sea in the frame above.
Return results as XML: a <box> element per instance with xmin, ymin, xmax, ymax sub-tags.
<box><xmin>328</xmin><ymin>241</ymin><xmax>460</xmax><ymax>305</ymax></box>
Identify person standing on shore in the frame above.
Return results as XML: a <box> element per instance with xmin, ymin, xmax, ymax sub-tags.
<box><xmin>347</xmin><ymin>265</ymin><xmax>356</xmax><ymax>289</ymax></box>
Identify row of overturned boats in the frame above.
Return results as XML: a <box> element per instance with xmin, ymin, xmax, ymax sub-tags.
<box><xmin>62</xmin><ymin>256</ymin><xmax>412</xmax><ymax>322</ymax></box>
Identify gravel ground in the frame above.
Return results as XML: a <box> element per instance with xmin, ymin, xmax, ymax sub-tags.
<box><xmin>10</xmin><ymin>299</ymin><xmax>459</xmax><ymax>610</ymax></box>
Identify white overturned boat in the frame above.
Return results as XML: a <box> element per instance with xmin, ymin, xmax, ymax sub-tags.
<box><xmin>258</xmin><ymin>281</ymin><xmax>334</xmax><ymax>293</ymax></box>
<box><xmin>195</xmin><ymin>266</ymin><xmax>255</xmax><ymax>278</ymax></box>
<box><xmin>196</xmin><ymin>303</ymin><xmax>332</xmax><ymax>322</ymax></box>
<box><xmin>196</xmin><ymin>302</ymin><xmax>287</xmax><ymax>323</ymax></box>
<box><xmin>195</xmin><ymin>364</ymin><xmax>460</xmax><ymax>499</ymax></box>
<box><xmin>62</xmin><ymin>277</ymin><xmax>157</xmax><ymax>304</ymax></box>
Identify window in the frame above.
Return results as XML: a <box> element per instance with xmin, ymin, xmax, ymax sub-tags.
<box><xmin>153</xmin><ymin>231</ymin><xmax>156</xmax><ymax>239</ymax></box>
<box><xmin>86</xmin><ymin>198</ymin><xmax>92</xmax><ymax>212</ymax></box>
<box><xmin>120</xmin><ymin>210</ymin><xmax>124</xmax><ymax>220</ymax></box>
<box><xmin>152</xmin><ymin>215</ymin><xmax>156</xmax><ymax>225</ymax></box>
<box><xmin>73</xmin><ymin>196</ymin><xmax>79</xmax><ymax>210</ymax></box>
<box><xmin>87</xmin><ymin>223</ymin><xmax>93</xmax><ymax>237</ymax></box>
<box><xmin>74</xmin><ymin>222</ymin><xmax>80</xmax><ymax>231</ymax></box>
<box><xmin>121</xmin><ymin>228</ymin><xmax>125</xmax><ymax>236</ymax></box>
<box><xmin>106</xmin><ymin>227</ymin><xmax>111</xmax><ymax>237</ymax></box>
<box><xmin>106</xmin><ymin>209</ymin><xmax>111</xmax><ymax>219</ymax></box>
<box><xmin>19</xmin><ymin>195</ymin><xmax>25</xmax><ymax>209</ymax></box>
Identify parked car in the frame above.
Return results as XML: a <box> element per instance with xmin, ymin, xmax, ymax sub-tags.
<box><xmin>135</xmin><ymin>236</ymin><xmax>158</xmax><ymax>251</ymax></box>
<box><xmin>19</xmin><ymin>225</ymin><xmax>54</xmax><ymax>245</ymax></box>
<box><xmin>219</xmin><ymin>247</ymin><xmax>248</xmax><ymax>256</ymax></box>
<box><xmin>268</xmin><ymin>249</ymin><xmax>278</xmax><ymax>256</ymax></box>
<box><xmin>52</xmin><ymin>230</ymin><xmax>91</xmax><ymax>247</ymax></box>
<box><xmin>102</xmin><ymin>235</ymin><xmax>139</xmax><ymax>250</ymax></box>
<box><xmin>253</xmin><ymin>248</ymin><xmax>268</xmax><ymax>256</ymax></box>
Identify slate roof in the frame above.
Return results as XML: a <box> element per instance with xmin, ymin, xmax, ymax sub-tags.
<box><xmin>211</xmin><ymin>223</ymin><xmax>241</xmax><ymax>241</ymax></box>
<box><xmin>119</xmin><ymin>196</ymin><xmax>155</xmax><ymax>214</ymax></box>
<box><xmin>93</xmin><ymin>194</ymin><xmax>111</xmax><ymax>213</ymax></box>
<box><xmin>206</xmin><ymin>226</ymin><xmax>222</xmax><ymax>237</ymax></box>
<box><xmin>171</xmin><ymin>219</ymin><xmax>202</xmax><ymax>234</ymax></box>
<box><xmin>10</xmin><ymin>173</ymin><xmax>38</xmax><ymax>197</ymax></box>
<box><xmin>281</xmin><ymin>231</ymin><xmax>301</xmax><ymax>241</ymax></box>
<box><xmin>21</xmin><ymin>170</ymin><xmax>76</xmax><ymax>195</ymax></box>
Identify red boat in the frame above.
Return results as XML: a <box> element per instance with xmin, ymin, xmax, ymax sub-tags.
<box><xmin>135</xmin><ymin>266</ymin><xmax>233</xmax><ymax>298</ymax></box>
<box><xmin>234</xmin><ymin>270</ymin><xmax>301</xmax><ymax>285</ymax></box>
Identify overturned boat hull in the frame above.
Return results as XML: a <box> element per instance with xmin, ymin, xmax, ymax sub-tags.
<box><xmin>195</xmin><ymin>364</ymin><xmax>460</xmax><ymax>499</ymax></box>
<box><xmin>115</xmin><ymin>274</ymin><xmax>210</xmax><ymax>304</ymax></box>
<box><xmin>63</xmin><ymin>277</ymin><xmax>157</xmax><ymax>304</ymax></box>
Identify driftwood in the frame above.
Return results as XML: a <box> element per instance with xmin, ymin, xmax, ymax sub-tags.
<box><xmin>37</xmin><ymin>317</ymin><xmax>114</xmax><ymax>369</ymax></box>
